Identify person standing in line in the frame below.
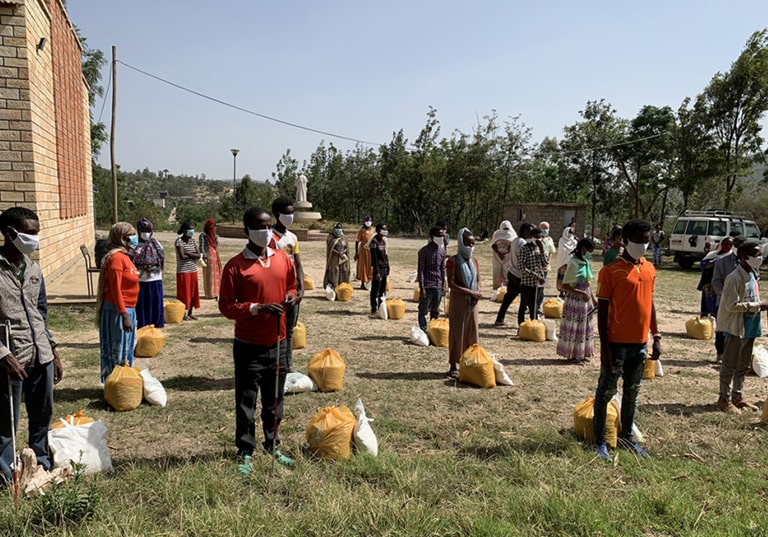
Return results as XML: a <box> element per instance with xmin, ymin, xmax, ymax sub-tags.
<box><xmin>494</xmin><ymin>223</ymin><xmax>532</xmax><ymax>326</ymax></box>
<box><xmin>602</xmin><ymin>227</ymin><xmax>623</xmax><ymax>266</ymax></box>
<box><xmin>417</xmin><ymin>226</ymin><xmax>447</xmax><ymax>333</ymax></box>
<box><xmin>698</xmin><ymin>236</ymin><xmax>735</xmax><ymax>319</ymax></box>
<box><xmin>354</xmin><ymin>216</ymin><xmax>375</xmax><ymax>290</ymax></box>
<box><xmin>555</xmin><ymin>223</ymin><xmax>578</xmax><ymax>295</ymax></box>
<box><xmin>368</xmin><ymin>223</ymin><xmax>390</xmax><ymax>318</ymax></box>
<box><xmin>199</xmin><ymin>218</ymin><xmax>223</xmax><ymax>300</ymax></box>
<box><xmin>518</xmin><ymin>227</ymin><xmax>548</xmax><ymax>325</ymax></box>
<box><xmin>538</xmin><ymin>221</ymin><xmax>557</xmax><ymax>314</ymax></box>
<box><xmin>270</xmin><ymin>197</ymin><xmax>304</xmax><ymax>371</ymax></box>
<box><xmin>436</xmin><ymin>221</ymin><xmax>450</xmax><ymax>248</ymax></box>
<box><xmin>593</xmin><ymin>219</ymin><xmax>659</xmax><ymax>460</ymax></box>
<box><xmin>134</xmin><ymin>218</ymin><xmax>165</xmax><ymax>329</ymax></box>
<box><xmin>711</xmin><ymin>236</ymin><xmax>743</xmax><ymax>362</ymax></box>
<box><xmin>0</xmin><ymin>207</ymin><xmax>63</xmax><ymax>486</ymax></box>
<box><xmin>715</xmin><ymin>241</ymin><xmax>767</xmax><ymax>414</ymax></box>
<box><xmin>651</xmin><ymin>224</ymin><xmax>665</xmax><ymax>268</ymax></box>
<box><xmin>175</xmin><ymin>222</ymin><xmax>201</xmax><ymax>320</ymax></box>
<box><xmin>323</xmin><ymin>223</ymin><xmax>351</xmax><ymax>288</ymax></box>
<box><xmin>490</xmin><ymin>220</ymin><xmax>515</xmax><ymax>290</ymax></box>
<box><xmin>446</xmin><ymin>228</ymin><xmax>481</xmax><ymax>379</ymax></box>
<box><xmin>557</xmin><ymin>238</ymin><xmax>597</xmax><ymax>364</ymax></box>
<box><xmin>218</xmin><ymin>207</ymin><xmax>297</xmax><ymax>471</ymax></box>
<box><xmin>97</xmin><ymin>222</ymin><xmax>140</xmax><ymax>382</ymax></box>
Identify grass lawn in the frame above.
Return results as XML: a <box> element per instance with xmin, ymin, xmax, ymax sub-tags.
<box><xmin>2</xmin><ymin>235</ymin><xmax>768</xmax><ymax>536</ymax></box>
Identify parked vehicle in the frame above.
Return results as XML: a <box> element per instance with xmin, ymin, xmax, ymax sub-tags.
<box><xmin>668</xmin><ymin>210</ymin><xmax>762</xmax><ymax>268</ymax></box>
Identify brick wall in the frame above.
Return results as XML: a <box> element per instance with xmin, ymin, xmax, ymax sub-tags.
<box><xmin>503</xmin><ymin>202</ymin><xmax>587</xmax><ymax>239</ymax></box>
<box><xmin>0</xmin><ymin>0</ymin><xmax>94</xmax><ymax>282</ymax></box>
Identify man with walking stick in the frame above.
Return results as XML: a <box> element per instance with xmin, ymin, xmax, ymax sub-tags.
<box><xmin>0</xmin><ymin>207</ymin><xmax>63</xmax><ymax>490</ymax></box>
<box><xmin>219</xmin><ymin>207</ymin><xmax>297</xmax><ymax>472</ymax></box>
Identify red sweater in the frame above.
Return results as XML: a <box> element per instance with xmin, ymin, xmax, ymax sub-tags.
<box><xmin>218</xmin><ymin>248</ymin><xmax>297</xmax><ymax>345</ymax></box>
<box><xmin>103</xmin><ymin>252</ymin><xmax>139</xmax><ymax>313</ymax></box>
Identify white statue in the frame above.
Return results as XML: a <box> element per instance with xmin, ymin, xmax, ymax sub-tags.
<box><xmin>296</xmin><ymin>174</ymin><xmax>308</xmax><ymax>204</ymax></box>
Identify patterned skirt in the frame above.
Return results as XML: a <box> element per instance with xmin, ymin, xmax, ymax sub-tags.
<box><xmin>556</xmin><ymin>281</ymin><xmax>594</xmax><ymax>360</ymax></box>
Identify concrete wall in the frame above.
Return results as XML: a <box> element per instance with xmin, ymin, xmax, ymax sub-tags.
<box><xmin>0</xmin><ymin>0</ymin><xmax>94</xmax><ymax>282</ymax></box>
<box><xmin>503</xmin><ymin>202</ymin><xmax>587</xmax><ymax>239</ymax></box>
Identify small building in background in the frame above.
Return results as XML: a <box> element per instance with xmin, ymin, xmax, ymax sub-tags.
<box><xmin>502</xmin><ymin>202</ymin><xmax>587</xmax><ymax>238</ymax></box>
<box><xmin>0</xmin><ymin>0</ymin><xmax>94</xmax><ymax>281</ymax></box>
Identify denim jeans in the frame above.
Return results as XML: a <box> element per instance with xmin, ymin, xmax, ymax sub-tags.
<box><xmin>593</xmin><ymin>342</ymin><xmax>647</xmax><ymax>445</ymax></box>
<box><xmin>418</xmin><ymin>288</ymin><xmax>443</xmax><ymax>331</ymax></box>
<box><xmin>233</xmin><ymin>339</ymin><xmax>287</xmax><ymax>455</ymax></box>
<box><xmin>0</xmin><ymin>359</ymin><xmax>54</xmax><ymax>486</ymax></box>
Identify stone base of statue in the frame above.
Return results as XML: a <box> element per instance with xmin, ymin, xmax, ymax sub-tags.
<box><xmin>294</xmin><ymin>210</ymin><xmax>322</xmax><ymax>224</ymax></box>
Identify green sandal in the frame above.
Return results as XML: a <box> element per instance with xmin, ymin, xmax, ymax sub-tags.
<box><xmin>237</xmin><ymin>454</ymin><xmax>254</xmax><ymax>476</ymax></box>
<box><xmin>273</xmin><ymin>449</ymin><xmax>295</xmax><ymax>468</ymax></box>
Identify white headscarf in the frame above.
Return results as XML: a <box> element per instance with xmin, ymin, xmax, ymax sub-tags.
<box><xmin>556</xmin><ymin>226</ymin><xmax>577</xmax><ymax>268</ymax></box>
<box><xmin>490</xmin><ymin>220</ymin><xmax>517</xmax><ymax>246</ymax></box>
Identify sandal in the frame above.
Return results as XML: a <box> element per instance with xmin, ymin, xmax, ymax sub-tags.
<box><xmin>273</xmin><ymin>449</ymin><xmax>295</xmax><ymax>468</ymax></box>
<box><xmin>237</xmin><ymin>454</ymin><xmax>254</xmax><ymax>476</ymax></box>
<box><xmin>447</xmin><ymin>369</ymin><xmax>460</xmax><ymax>380</ymax></box>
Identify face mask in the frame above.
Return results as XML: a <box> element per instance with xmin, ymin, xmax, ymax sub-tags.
<box><xmin>432</xmin><ymin>236</ymin><xmax>443</xmax><ymax>246</ymax></box>
<box><xmin>584</xmin><ymin>251</ymin><xmax>592</xmax><ymax>260</ymax></box>
<box><xmin>334</xmin><ymin>228</ymin><xmax>343</xmax><ymax>236</ymax></box>
<box><xmin>380</xmin><ymin>230</ymin><xmax>388</xmax><ymax>237</ymax></box>
<box><xmin>279</xmin><ymin>213</ymin><xmax>294</xmax><ymax>228</ymax></box>
<box><xmin>248</xmin><ymin>228</ymin><xmax>272</xmax><ymax>248</ymax></box>
<box><xmin>364</xmin><ymin>221</ymin><xmax>372</xmax><ymax>228</ymax></box>
<box><xmin>185</xmin><ymin>229</ymin><xmax>194</xmax><ymax>238</ymax></box>
<box><xmin>127</xmin><ymin>235</ymin><xmax>139</xmax><ymax>248</ymax></box>
<box><xmin>541</xmin><ymin>229</ymin><xmax>549</xmax><ymax>236</ymax></box>
<box><xmin>747</xmin><ymin>255</ymin><xmax>763</xmax><ymax>271</ymax></box>
<box><xmin>140</xmin><ymin>232</ymin><xmax>151</xmax><ymax>241</ymax></box>
<box><xmin>467</xmin><ymin>246</ymin><xmax>475</xmax><ymax>258</ymax></box>
<box><xmin>624</xmin><ymin>240</ymin><xmax>648</xmax><ymax>260</ymax></box>
<box><xmin>11</xmin><ymin>229</ymin><xmax>39</xmax><ymax>255</ymax></box>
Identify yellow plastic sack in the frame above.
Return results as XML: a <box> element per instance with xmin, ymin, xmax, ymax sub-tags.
<box><xmin>573</xmin><ymin>396</ymin><xmax>620</xmax><ymax>448</ymax></box>
<box><xmin>427</xmin><ymin>318</ymin><xmax>449</xmax><ymax>347</ymax></box>
<box><xmin>104</xmin><ymin>365</ymin><xmax>143</xmax><ymax>412</ymax></box>
<box><xmin>643</xmin><ymin>355</ymin><xmax>656</xmax><ymax>380</ymax></box>
<box><xmin>134</xmin><ymin>325</ymin><xmax>166</xmax><ymax>358</ymax></box>
<box><xmin>386</xmin><ymin>299</ymin><xmax>406</xmax><ymax>320</ymax></box>
<box><xmin>293</xmin><ymin>322</ymin><xmax>306</xmax><ymax>350</ymax></box>
<box><xmin>303</xmin><ymin>275</ymin><xmax>315</xmax><ymax>290</ymax></box>
<box><xmin>307</xmin><ymin>348</ymin><xmax>346</xmax><ymax>392</ymax></box>
<box><xmin>519</xmin><ymin>320</ymin><xmax>546</xmax><ymax>342</ymax></box>
<box><xmin>164</xmin><ymin>300</ymin><xmax>185</xmax><ymax>324</ymax></box>
<box><xmin>306</xmin><ymin>406</ymin><xmax>356</xmax><ymax>460</ymax></box>
<box><xmin>335</xmin><ymin>282</ymin><xmax>354</xmax><ymax>302</ymax></box>
<box><xmin>385</xmin><ymin>279</ymin><xmax>391</xmax><ymax>292</ymax></box>
<box><xmin>543</xmin><ymin>299</ymin><xmax>563</xmax><ymax>319</ymax></box>
<box><xmin>412</xmin><ymin>289</ymin><xmax>421</xmax><ymax>303</ymax></box>
<box><xmin>51</xmin><ymin>410</ymin><xmax>94</xmax><ymax>429</ymax></box>
<box><xmin>494</xmin><ymin>286</ymin><xmax>507</xmax><ymax>303</ymax></box>
<box><xmin>685</xmin><ymin>317</ymin><xmax>712</xmax><ymax>340</ymax></box>
<box><xmin>459</xmin><ymin>344</ymin><xmax>496</xmax><ymax>388</ymax></box>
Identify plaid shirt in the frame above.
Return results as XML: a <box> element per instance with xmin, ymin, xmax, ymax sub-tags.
<box><xmin>417</xmin><ymin>242</ymin><xmax>446</xmax><ymax>290</ymax></box>
<box><xmin>519</xmin><ymin>242</ymin><xmax>547</xmax><ymax>287</ymax></box>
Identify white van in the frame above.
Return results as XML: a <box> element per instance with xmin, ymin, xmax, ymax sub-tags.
<box><xmin>668</xmin><ymin>210</ymin><xmax>762</xmax><ymax>268</ymax></box>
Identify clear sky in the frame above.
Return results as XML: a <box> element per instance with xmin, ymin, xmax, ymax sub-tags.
<box><xmin>66</xmin><ymin>0</ymin><xmax>768</xmax><ymax>185</ymax></box>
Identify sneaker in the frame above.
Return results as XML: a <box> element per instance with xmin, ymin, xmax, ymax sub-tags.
<box><xmin>273</xmin><ymin>449</ymin><xmax>295</xmax><ymax>468</ymax></box>
<box><xmin>237</xmin><ymin>454</ymin><xmax>254</xmax><ymax>476</ymax></box>
<box><xmin>733</xmin><ymin>399</ymin><xmax>759</xmax><ymax>411</ymax></box>
<box><xmin>717</xmin><ymin>399</ymin><xmax>741</xmax><ymax>414</ymax></box>
<box><xmin>618</xmin><ymin>438</ymin><xmax>650</xmax><ymax>458</ymax></box>
<box><xmin>594</xmin><ymin>443</ymin><xmax>610</xmax><ymax>461</ymax></box>
<box><xmin>447</xmin><ymin>369</ymin><xmax>459</xmax><ymax>380</ymax></box>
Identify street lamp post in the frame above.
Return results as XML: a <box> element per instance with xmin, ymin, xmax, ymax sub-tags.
<box><xmin>231</xmin><ymin>149</ymin><xmax>239</xmax><ymax>223</ymax></box>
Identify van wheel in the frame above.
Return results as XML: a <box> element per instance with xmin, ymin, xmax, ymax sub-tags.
<box><xmin>678</xmin><ymin>258</ymin><xmax>694</xmax><ymax>269</ymax></box>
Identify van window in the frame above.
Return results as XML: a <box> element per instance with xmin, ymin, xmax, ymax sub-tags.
<box><xmin>686</xmin><ymin>220</ymin><xmax>707</xmax><ymax>235</ymax></box>
<box><xmin>673</xmin><ymin>220</ymin><xmax>687</xmax><ymax>234</ymax></box>
<box><xmin>731</xmin><ymin>221</ymin><xmax>744</xmax><ymax>237</ymax></box>
<box><xmin>745</xmin><ymin>223</ymin><xmax>760</xmax><ymax>239</ymax></box>
<box><xmin>708</xmin><ymin>222</ymin><xmax>726</xmax><ymax>236</ymax></box>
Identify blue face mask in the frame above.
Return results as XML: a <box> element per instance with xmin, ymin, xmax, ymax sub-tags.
<box><xmin>334</xmin><ymin>228</ymin><xmax>343</xmax><ymax>236</ymax></box>
<box><xmin>186</xmin><ymin>229</ymin><xmax>194</xmax><ymax>238</ymax></box>
<box><xmin>541</xmin><ymin>229</ymin><xmax>549</xmax><ymax>236</ymax></box>
<box><xmin>584</xmin><ymin>251</ymin><xmax>592</xmax><ymax>260</ymax></box>
<box><xmin>127</xmin><ymin>235</ymin><xmax>139</xmax><ymax>248</ymax></box>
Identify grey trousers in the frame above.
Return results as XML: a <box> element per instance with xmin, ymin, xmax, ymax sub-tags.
<box><xmin>719</xmin><ymin>335</ymin><xmax>755</xmax><ymax>401</ymax></box>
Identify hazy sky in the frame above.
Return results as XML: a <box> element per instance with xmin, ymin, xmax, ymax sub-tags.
<box><xmin>67</xmin><ymin>1</ymin><xmax>767</xmax><ymax>185</ymax></box>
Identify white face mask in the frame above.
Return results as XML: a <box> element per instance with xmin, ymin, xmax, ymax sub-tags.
<box><xmin>380</xmin><ymin>229</ymin><xmax>388</xmax><ymax>237</ymax></box>
<box><xmin>364</xmin><ymin>221</ymin><xmax>372</xmax><ymax>228</ymax></box>
<box><xmin>11</xmin><ymin>228</ymin><xmax>39</xmax><ymax>255</ymax></box>
<box><xmin>624</xmin><ymin>240</ymin><xmax>649</xmax><ymax>260</ymax></box>
<box><xmin>140</xmin><ymin>232</ymin><xmax>151</xmax><ymax>241</ymax></box>
<box><xmin>248</xmin><ymin>228</ymin><xmax>272</xmax><ymax>248</ymax></box>
<box><xmin>466</xmin><ymin>246</ymin><xmax>475</xmax><ymax>258</ymax></box>
<box><xmin>747</xmin><ymin>255</ymin><xmax>763</xmax><ymax>271</ymax></box>
<box><xmin>278</xmin><ymin>213</ymin><xmax>294</xmax><ymax>228</ymax></box>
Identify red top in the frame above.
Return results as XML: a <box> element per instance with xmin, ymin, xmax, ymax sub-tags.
<box><xmin>218</xmin><ymin>248</ymin><xmax>298</xmax><ymax>346</ymax></box>
<box><xmin>597</xmin><ymin>256</ymin><xmax>656</xmax><ymax>344</ymax></box>
<box><xmin>103</xmin><ymin>252</ymin><xmax>139</xmax><ymax>313</ymax></box>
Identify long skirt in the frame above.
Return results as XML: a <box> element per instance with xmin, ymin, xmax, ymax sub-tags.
<box><xmin>556</xmin><ymin>281</ymin><xmax>594</xmax><ymax>360</ymax></box>
<box><xmin>177</xmin><ymin>271</ymin><xmax>200</xmax><ymax>310</ymax></box>
<box><xmin>448</xmin><ymin>294</ymin><xmax>479</xmax><ymax>367</ymax></box>
<box><xmin>356</xmin><ymin>248</ymin><xmax>372</xmax><ymax>283</ymax></box>
<box><xmin>99</xmin><ymin>301</ymin><xmax>136</xmax><ymax>382</ymax></box>
<box><xmin>203</xmin><ymin>247</ymin><xmax>222</xmax><ymax>299</ymax></box>
<box><xmin>137</xmin><ymin>280</ymin><xmax>165</xmax><ymax>329</ymax></box>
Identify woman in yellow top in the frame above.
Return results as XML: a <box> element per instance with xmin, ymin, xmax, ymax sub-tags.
<box><xmin>354</xmin><ymin>215</ymin><xmax>375</xmax><ymax>290</ymax></box>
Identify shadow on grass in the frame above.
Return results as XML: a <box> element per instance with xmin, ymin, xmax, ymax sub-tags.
<box><xmin>356</xmin><ymin>371</ymin><xmax>447</xmax><ymax>381</ymax></box>
<box><xmin>501</xmin><ymin>358</ymin><xmax>570</xmax><ymax>367</ymax></box>
<box><xmin>350</xmin><ymin>335</ymin><xmax>408</xmax><ymax>343</ymax></box>
<box><xmin>643</xmin><ymin>402</ymin><xmax>718</xmax><ymax>416</ymax></box>
<box><xmin>313</xmin><ymin>309</ymin><xmax>359</xmax><ymax>316</ymax></box>
<box><xmin>109</xmin><ymin>451</ymin><xmax>233</xmax><ymax>472</ymax></box>
<box><xmin>190</xmin><ymin>337</ymin><xmax>232</xmax><ymax>344</ymax></box>
<box><xmin>54</xmin><ymin>386</ymin><xmax>105</xmax><ymax>404</ymax></box>
<box><xmin>57</xmin><ymin>342</ymin><xmax>99</xmax><ymax>350</ymax></box>
<box><xmin>659</xmin><ymin>358</ymin><xmax>717</xmax><ymax>369</ymax></box>
<box><xmin>162</xmin><ymin>375</ymin><xmax>234</xmax><ymax>391</ymax></box>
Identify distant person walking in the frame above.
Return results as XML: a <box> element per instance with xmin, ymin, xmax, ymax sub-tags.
<box><xmin>175</xmin><ymin>222</ymin><xmax>201</xmax><ymax>320</ymax></box>
<box><xmin>494</xmin><ymin>223</ymin><xmax>531</xmax><ymax>326</ymax></box>
<box><xmin>651</xmin><ymin>224</ymin><xmax>665</xmax><ymax>268</ymax></box>
<box><xmin>446</xmin><ymin>228</ymin><xmax>481</xmax><ymax>379</ymax></box>
<box><xmin>518</xmin><ymin>227</ymin><xmax>548</xmax><ymax>324</ymax></box>
<box><xmin>368</xmin><ymin>223</ymin><xmax>390</xmax><ymax>318</ymax></box>
<box><xmin>711</xmin><ymin>236</ymin><xmax>744</xmax><ymax>362</ymax></box>
<box><xmin>354</xmin><ymin>216</ymin><xmax>375</xmax><ymax>290</ymax></box>
<box><xmin>602</xmin><ymin>227</ymin><xmax>622</xmax><ymax>267</ymax></box>
<box><xmin>134</xmin><ymin>218</ymin><xmax>165</xmax><ymax>329</ymax></box>
<box><xmin>490</xmin><ymin>220</ymin><xmax>515</xmax><ymax>290</ymax></box>
<box><xmin>199</xmin><ymin>218</ymin><xmax>222</xmax><ymax>299</ymax></box>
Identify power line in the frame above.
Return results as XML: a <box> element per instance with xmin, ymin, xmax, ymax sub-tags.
<box><xmin>116</xmin><ymin>60</ymin><xmax>383</xmax><ymax>147</ymax></box>
<box><xmin>553</xmin><ymin>132</ymin><xmax>665</xmax><ymax>156</ymax></box>
<box><xmin>97</xmin><ymin>62</ymin><xmax>112</xmax><ymax>124</ymax></box>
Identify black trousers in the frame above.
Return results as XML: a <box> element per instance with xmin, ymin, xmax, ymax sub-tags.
<box><xmin>495</xmin><ymin>273</ymin><xmax>522</xmax><ymax>323</ymax></box>
<box><xmin>370</xmin><ymin>270</ymin><xmax>389</xmax><ymax>313</ymax></box>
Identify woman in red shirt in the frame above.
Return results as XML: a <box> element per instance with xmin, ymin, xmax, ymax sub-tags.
<box><xmin>97</xmin><ymin>222</ymin><xmax>140</xmax><ymax>383</ymax></box>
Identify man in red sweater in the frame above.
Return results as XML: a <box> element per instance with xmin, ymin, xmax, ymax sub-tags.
<box><xmin>219</xmin><ymin>207</ymin><xmax>297</xmax><ymax>470</ymax></box>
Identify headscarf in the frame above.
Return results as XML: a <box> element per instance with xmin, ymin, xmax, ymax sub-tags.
<box><xmin>134</xmin><ymin>218</ymin><xmax>164</xmax><ymax>271</ymax></box>
<box><xmin>556</xmin><ymin>226</ymin><xmax>577</xmax><ymax>269</ymax></box>
<box><xmin>203</xmin><ymin>218</ymin><xmax>217</xmax><ymax>251</ymax></box>
<box><xmin>96</xmin><ymin>222</ymin><xmax>134</xmax><ymax>322</ymax></box>
<box><xmin>455</xmin><ymin>227</ymin><xmax>477</xmax><ymax>291</ymax></box>
<box><xmin>490</xmin><ymin>220</ymin><xmax>517</xmax><ymax>247</ymax></box>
